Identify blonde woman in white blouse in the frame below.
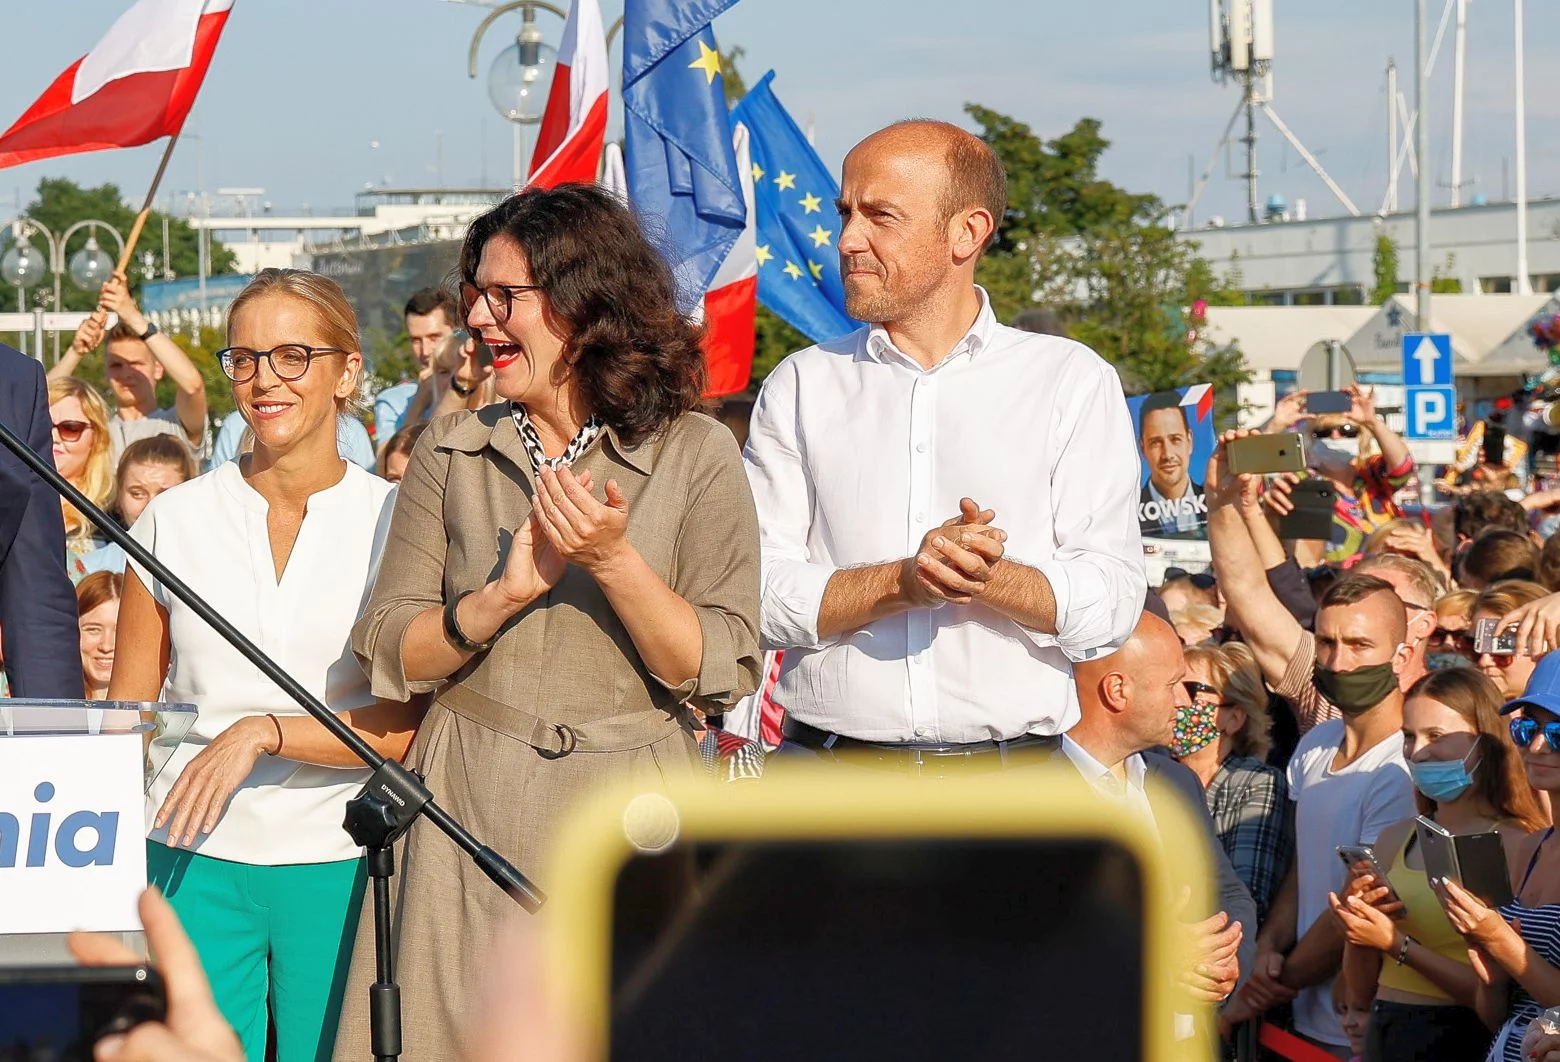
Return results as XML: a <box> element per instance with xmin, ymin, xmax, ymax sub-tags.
<box><xmin>109</xmin><ymin>269</ymin><xmax>423</xmax><ymax>1062</ymax></box>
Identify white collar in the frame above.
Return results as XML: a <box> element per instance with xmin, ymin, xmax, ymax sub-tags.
<box><xmin>1060</xmin><ymin>735</ymin><xmax>1147</xmax><ymax>798</ymax></box>
<box><xmin>864</xmin><ymin>286</ymin><xmax>996</xmax><ymax>366</ymax></box>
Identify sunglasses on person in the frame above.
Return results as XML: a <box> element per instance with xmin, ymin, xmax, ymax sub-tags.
<box><xmin>1162</xmin><ymin>568</ymin><xmax>1216</xmax><ymax>590</ymax></box>
<box><xmin>1434</xmin><ymin>628</ymin><xmax>1476</xmax><ymax>655</ymax></box>
<box><xmin>52</xmin><ymin>419</ymin><xmax>91</xmax><ymax>443</ymax></box>
<box><xmin>216</xmin><ymin>345</ymin><xmax>348</xmax><ymax>383</ymax></box>
<box><xmin>1510</xmin><ymin>716</ymin><xmax>1560</xmax><ymax>751</ymax></box>
<box><xmin>1184</xmin><ymin>681</ymin><xmax>1234</xmax><ymax>708</ymax></box>
<box><xmin>459</xmin><ymin>281</ymin><xmax>543</xmax><ymax>324</ymax></box>
<box><xmin>1311</xmin><ymin>424</ymin><xmax>1361</xmax><ymax>440</ymax></box>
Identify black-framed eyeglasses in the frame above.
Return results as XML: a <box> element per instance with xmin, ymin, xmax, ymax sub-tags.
<box><xmin>1510</xmin><ymin>716</ymin><xmax>1560</xmax><ymax>751</ymax></box>
<box><xmin>217</xmin><ymin>345</ymin><xmax>347</xmax><ymax>383</ymax></box>
<box><xmin>459</xmin><ymin>281</ymin><xmax>543</xmax><ymax>324</ymax></box>
<box><xmin>1184</xmin><ymin>681</ymin><xmax>1234</xmax><ymax>707</ymax></box>
<box><xmin>1311</xmin><ymin>424</ymin><xmax>1361</xmax><ymax>440</ymax></box>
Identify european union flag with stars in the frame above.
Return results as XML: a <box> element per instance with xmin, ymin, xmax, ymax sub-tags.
<box><xmin>732</xmin><ymin>72</ymin><xmax>856</xmax><ymax>343</ymax></box>
<box><xmin>623</xmin><ymin>0</ymin><xmax>745</xmax><ymax>314</ymax></box>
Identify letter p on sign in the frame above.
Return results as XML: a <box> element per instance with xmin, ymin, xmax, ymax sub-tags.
<box><xmin>1406</xmin><ymin>385</ymin><xmax>1457</xmax><ymax>441</ymax></box>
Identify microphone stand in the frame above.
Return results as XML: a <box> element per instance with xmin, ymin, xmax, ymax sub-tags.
<box><xmin>0</xmin><ymin>419</ymin><xmax>543</xmax><ymax>1062</ymax></box>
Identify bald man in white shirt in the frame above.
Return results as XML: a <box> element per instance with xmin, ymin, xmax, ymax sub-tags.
<box><xmin>743</xmin><ymin>120</ymin><xmax>1146</xmax><ymax>768</ymax></box>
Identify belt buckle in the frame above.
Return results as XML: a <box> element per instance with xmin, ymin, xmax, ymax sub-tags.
<box><xmin>536</xmin><ymin>723</ymin><xmax>578</xmax><ymax>760</ymax></box>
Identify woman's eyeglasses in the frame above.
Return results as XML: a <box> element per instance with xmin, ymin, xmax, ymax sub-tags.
<box><xmin>52</xmin><ymin>419</ymin><xmax>91</xmax><ymax>443</ymax></box>
<box><xmin>1184</xmin><ymin>681</ymin><xmax>1234</xmax><ymax>708</ymax></box>
<box><xmin>459</xmin><ymin>281</ymin><xmax>542</xmax><ymax>324</ymax></box>
<box><xmin>216</xmin><ymin>345</ymin><xmax>347</xmax><ymax>383</ymax></box>
<box><xmin>1510</xmin><ymin>716</ymin><xmax>1560</xmax><ymax>751</ymax></box>
<box><xmin>1311</xmin><ymin>424</ymin><xmax>1361</xmax><ymax>440</ymax></box>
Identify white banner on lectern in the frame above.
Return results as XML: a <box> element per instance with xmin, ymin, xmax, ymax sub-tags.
<box><xmin>0</xmin><ymin>732</ymin><xmax>146</xmax><ymax>934</ymax></box>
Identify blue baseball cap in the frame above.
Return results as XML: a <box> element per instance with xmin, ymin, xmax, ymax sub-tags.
<box><xmin>1501</xmin><ymin>651</ymin><xmax>1560</xmax><ymax>715</ymax></box>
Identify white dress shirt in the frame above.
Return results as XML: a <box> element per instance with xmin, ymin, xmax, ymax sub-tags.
<box><xmin>1059</xmin><ymin>736</ymin><xmax>1155</xmax><ymax>825</ymax></box>
<box><xmin>743</xmin><ymin>288</ymin><xmax>1146</xmax><ymax>743</ymax></box>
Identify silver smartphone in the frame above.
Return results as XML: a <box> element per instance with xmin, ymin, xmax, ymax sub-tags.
<box><xmin>1336</xmin><ymin>843</ymin><xmax>1406</xmax><ymax>915</ymax></box>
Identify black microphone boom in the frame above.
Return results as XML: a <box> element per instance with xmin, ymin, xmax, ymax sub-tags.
<box><xmin>0</xmin><ymin>415</ymin><xmax>542</xmax><ymax>1062</ymax></box>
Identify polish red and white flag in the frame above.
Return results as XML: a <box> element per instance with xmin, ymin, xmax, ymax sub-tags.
<box><xmin>700</xmin><ymin>121</ymin><xmax>757</xmax><ymax>398</ymax></box>
<box><xmin>0</xmin><ymin>0</ymin><xmax>234</xmax><ymax>170</ymax></box>
<box><xmin>527</xmin><ymin>0</ymin><xmax>609</xmax><ymax>188</ymax></box>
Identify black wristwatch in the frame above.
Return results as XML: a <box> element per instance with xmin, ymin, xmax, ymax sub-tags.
<box><xmin>443</xmin><ymin>590</ymin><xmax>495</xmax><ymax>653</ymax></box>
<box><xmin>136</xmin><ymin>321</ymin><xmax>159</xmax><ymax>341</ymax></box>
<box><xmin>449</xmin><ymin>377</ymin><xmax>474</xmax><ymax>397</ymax></box>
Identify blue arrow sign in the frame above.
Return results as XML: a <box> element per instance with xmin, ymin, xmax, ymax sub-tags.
<box><xmin>1402</xmin><ymin>332</ymin><xmax>1453</xmax><ymax>387</ymax></box>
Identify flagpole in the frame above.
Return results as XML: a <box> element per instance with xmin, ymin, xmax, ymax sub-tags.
<box><xmin>115</xmin><ymin>131</ymin><xmax>181</xmax><ymax>277</ymax></box>
<box><xmin>87</xmin><ymin>132</ymin><xmax>180</xmax><ymax>326</ymax></box>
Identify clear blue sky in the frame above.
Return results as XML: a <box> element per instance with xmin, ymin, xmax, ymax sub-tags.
<box><xmin>1</xmin><ymin>0</ymin><xmax>1555</xmax><ymax>232</ymax></box>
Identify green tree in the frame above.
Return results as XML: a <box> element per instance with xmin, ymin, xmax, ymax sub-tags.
<box><xmin>965</xmin><ymin>105</ymin><xmax>1249</xmax><ymax>407</ymax></box>
<box><xmin>2</xmin><ymin>177</ymin><xmax>237</xmax><ymax>314</ymax></box>
<box><xmin>1431</xmin><ymin>252</ymin><xmax>1463</xmax><ymax>294</ymax></box>
<box><xmin>719</xmin><ymin>45</ymin><xmax>747</xmax><ymax>107</ymax></box>
<box><xmin>752</xmin><ymin>305</ymin><xmax>808</xmax><ymax>384</ymax></box>
<box><xmin>1371</xmin><ymin>234</ymin><xmax>1400</xmax><ymax>303</ymax></box>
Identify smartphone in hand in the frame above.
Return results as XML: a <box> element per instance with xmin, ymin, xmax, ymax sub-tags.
<box><xmin>1227</xmin><ymin>432</ymin><xmax>1308</xmax><ymax>476</ymax></box>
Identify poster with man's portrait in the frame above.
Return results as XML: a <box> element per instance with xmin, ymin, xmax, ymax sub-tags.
<box><xmin>1128</xmin><ymin>385</ymin><xmax>1216</xmax><ymax>538</ymax></box>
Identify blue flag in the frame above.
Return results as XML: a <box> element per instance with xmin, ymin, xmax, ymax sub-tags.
<box><xmin>732</xmin><ymin>71</ymin><xmax>856</xmax><ymax>343</ymax></box>
<box><xmin>623</xmin><ymin>0</ymin><xmax>745</xmax><ymax>314</ymax></box>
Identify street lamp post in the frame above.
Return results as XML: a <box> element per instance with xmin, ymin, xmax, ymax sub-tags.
<box><xmin>467</xmin><ymin>1</ymin><xmax>564</xmax><ymax>189</ymax></box>
<box><xmin>0</xmin><ymin>216</ymin><xmax>128</xmax><ymax>359</ymax></box>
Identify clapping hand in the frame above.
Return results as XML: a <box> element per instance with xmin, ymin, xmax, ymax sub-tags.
<box><xmin>533</xmin><ymin>465</ymin><xmax>630</xmax><ymax>574</ymax></box>
<box><xmin>902</xmin><ymin>498</ymin><xmax>1006</xmax><ymax>607</ymax></box>
<box><xmin>494</xmin><ymin>469</ymin><xmax>590</xmax><ymax>609</ymax></box>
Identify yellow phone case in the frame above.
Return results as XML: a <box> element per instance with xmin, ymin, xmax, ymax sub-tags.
<box><xmin>541</xmin><ymin>763</ymin><xmax>1219</xmax><ymax>1061</ymax></box>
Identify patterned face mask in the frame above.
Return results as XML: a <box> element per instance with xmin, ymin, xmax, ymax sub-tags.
<box><xmin>1171</xmin><ymin>701</ymin><xmax>1221</xmax><ymax>758</ymax></box>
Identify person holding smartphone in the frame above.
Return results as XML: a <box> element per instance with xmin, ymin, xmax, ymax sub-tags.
<box><xmin>1264</xmin><ymin>385</ymin><xmax>1416</xmax><ymax>565</ymax></box>
<box><xmin>1436</xmin><ymin>653</ymin><xmax>1560</xmax><ymax>1061</ymax></box>
<box><xmin>1327</xmin><ymin>668</ymin><xmax>1544</xmax><ymax>1062</ymax></box>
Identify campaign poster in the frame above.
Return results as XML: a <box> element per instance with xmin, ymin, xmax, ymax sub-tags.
<box><xmin>1128</xmin><ymin>384</ymin><xmax>1216</xmax><ymax>537</ymax></box>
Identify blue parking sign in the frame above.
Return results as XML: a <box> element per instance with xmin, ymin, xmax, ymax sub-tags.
<box><xmin>1402</xmin><ymin>333</ymin><xmax>1453</xmax><ymax>386</ymax></box>
<box><xmin>1405</xmin><ymin>385</ymin><xmax>1457</xmax><ymax>440</ymax></box>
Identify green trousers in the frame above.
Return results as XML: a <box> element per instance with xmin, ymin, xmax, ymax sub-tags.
<box><xmin>147</xmin><ymin>841</ymin><xmax>366</xmax><ymax>1062</ymax></box>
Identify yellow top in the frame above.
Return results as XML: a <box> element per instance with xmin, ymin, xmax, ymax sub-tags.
<box><xmin>1377</xmin><ymin>828</ymin><xmax>1471</xmax><ymax>1000</ymax></box>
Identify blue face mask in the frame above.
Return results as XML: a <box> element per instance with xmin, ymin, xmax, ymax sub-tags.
<box><xmin>1408</xmin><ymin>744</ymin><xmax>1481</xmax><ymax>804</ymax></box>
<box><xmin>1427</xmin><ymin>652</ymin><xmax>1473</xmax><ymax>672</ymax></box>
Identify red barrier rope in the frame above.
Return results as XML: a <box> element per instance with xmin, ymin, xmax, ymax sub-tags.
<box><xmin>1258</xmin><ymin>1022</ymin><xmax>1347</xmax><ymax>1062</ymax></box>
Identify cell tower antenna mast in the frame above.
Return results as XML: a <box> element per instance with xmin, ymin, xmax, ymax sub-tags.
<box><xmin>1186</xmin><ymin>0</ymin><xmax>1359</xmax><ymax>227</ymax></box>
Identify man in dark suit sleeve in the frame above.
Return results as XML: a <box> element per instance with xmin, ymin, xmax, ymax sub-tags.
<box><xmin>1056</xmin><ymin>608</ymin><xmax>1257</xmax><ymax>1003</ymax></box>
<box><xmin>0</xmin><ymin>344</ymin><xmax>84</xmax><ymax>698</ymax></box>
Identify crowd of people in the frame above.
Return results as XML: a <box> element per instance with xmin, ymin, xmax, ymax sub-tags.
<box><xmin>4</xmin><ymin>116</ymin><xmax>1560</xmax><ymax>1062</ymax></box>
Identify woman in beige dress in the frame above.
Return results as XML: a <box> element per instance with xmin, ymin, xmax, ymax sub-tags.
<box><xmin>334</xmin><ymin>184</ymin><xmax>762</xmax><ymax>1060</ymax></box>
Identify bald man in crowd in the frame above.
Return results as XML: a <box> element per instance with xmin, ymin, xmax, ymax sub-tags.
<box><xmin>1064</xmin><ymin>609</ymin><xmax>1255</xmax><ymax>1013</ymax></box>
<box><xmin>744</xmin><ymin>119</ymin><xmax>1145</xmax><ymax>768</ymax></box>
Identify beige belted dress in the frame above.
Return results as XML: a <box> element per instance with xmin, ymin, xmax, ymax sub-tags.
<box><xmin>331</xmin><ymin>403</ymin><xmax>761</xmax><ymax>1061</ymax></box>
